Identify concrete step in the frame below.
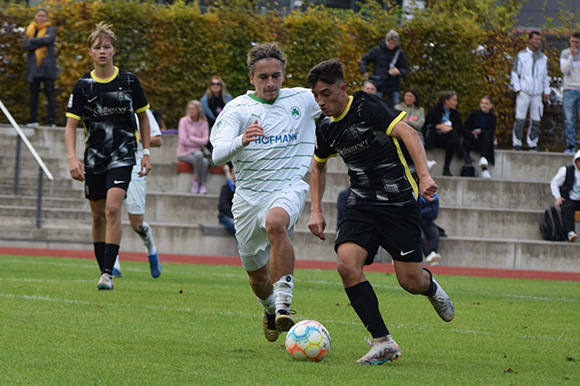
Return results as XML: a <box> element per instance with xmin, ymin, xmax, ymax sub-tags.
<box><xmin>437</xmin><ymin>177</ymin><xmax>552</xmax><ymax>210</ymax></box>
<box><xmin>425</xmin><ymin>148</ymin><xmax>572</xmax><ymax>182</ymax></box>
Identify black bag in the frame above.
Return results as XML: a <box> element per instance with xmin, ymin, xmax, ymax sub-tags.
<box><xmin>460</xmin><ymin>162</ymin><xmax>476</xmax><ymax>177</ymax></box>
<box><xmin>539</xmin><ymin>205</ymin><xmax>566</xmax><ymax>241</ymax></box>
<box><xmin>423</xmin><ymin>123</ymin><xmax>436</xmax><ymax>149</ymax></box>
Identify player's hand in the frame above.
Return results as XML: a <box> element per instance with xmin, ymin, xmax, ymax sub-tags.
<box><xmin>555</xmin><ymin>197</ymin><xmax>564</xmax><ymax>207</ymax></box>
<box><xmin>420</xmin><ymin>175</ymin><xmax>439</xmax><ymax>202</ymax></box>
<box><xmin>571</xmin><ymin>46</ymin><xmax>578</xmax><ymax>57</ymax></box>
<box><xmin>68</xmin><ymin>157</ymin><xmax>85</xmax><ymax>182</ymax></box>
<box><xmin>242</xmin><ymin>120</ymin><xmax>264</xmax><ymax>146</ymax></box>
<box><xmin>308</xmin><ymin>212</ymin><xmax>327</xmax><ymax>241</ymax></box>
<box><xmin>138</xmin><ymin>155</ymin><xmax>151</xmax><ymax>177</ymax></box>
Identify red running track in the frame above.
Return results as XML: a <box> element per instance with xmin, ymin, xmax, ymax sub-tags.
<box><xmin>1</xmin><ymin>246</ymin><xmax>579</xmax><ymax>282</ymax></box>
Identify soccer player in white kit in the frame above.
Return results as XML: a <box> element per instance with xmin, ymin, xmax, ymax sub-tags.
<box><xmin>113</xmin><ymin>109</ymin><xmax>163</xmax><ymax>278</ymax></box>
<box><xmin>210</xmin><ymin>43</ymin><xmax>321</xmax><ymax>343</ymax></box>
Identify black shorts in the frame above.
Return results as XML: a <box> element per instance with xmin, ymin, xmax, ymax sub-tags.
<box><xmin>334</xmin><ymin>202</ymin><xmax>423</xmax><ymax>264</ymax></box>
<box><xmin>84</xmin><ymin>166</ymin><xmax>132</xmax><ymax>201</ymax></box>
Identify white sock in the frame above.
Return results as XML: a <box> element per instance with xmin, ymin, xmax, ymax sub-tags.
<box><xmin>257</xmin><ymin>294</ymin><xmax>276</xmax><ymax>314</ymax></box>
<box><xmin>273</xmin><ymin>274</ymin><xmax>294</xmax><ymax>313</ymax></box>
<box><xmin>113</xmin><ymin>255</ymin><xmax>121</xmax><ymax>271</ymax></box>
<box><xmin>134</xmin><ymin>222</ymin><xmax>156</xmax><ymax>255</ymax></box>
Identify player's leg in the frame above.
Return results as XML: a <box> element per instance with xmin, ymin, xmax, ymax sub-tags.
<box><xmin>246</xmin><ymin>262</ymin><xmax>279</xmax><ymax>342</ymax></box>
<box><xmin>124</xmin><ymin>176</ymin><xmax>161</xmax><ymax>278</ymax></box>
<box><xmin>86</xmin><ymin>172</ymin><xmax>110</xmax><ymax>288</ymax></box>
<box><xmin>89</xmin><ymin>199</ymin><xmax>106</xmax><ymax>273</ymax></box>
<box><xmin>232</xmin><ymin>195</ymin><xmax>280</xmax><ymax>342</ymax></box>
<box><xmin>335</xmin><ymin>208</ymin><xmax>401</xmax><ymax>365</ymax></box>
<box><xmin>265</xmin><ymin>206</ymin><xmax>296</xmax><ymax>331</ymax></box>
<box><xmin>382</xmin><ymin>203</ymin><xmax>455</xmax><ymax>322</ymax></box>
<box><xmin>266</xmin><ymin>188</ymin><xmax>308</xmax><ymax>331</ymax></box>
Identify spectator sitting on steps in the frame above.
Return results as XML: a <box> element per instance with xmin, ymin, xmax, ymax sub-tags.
<box><xmin>550</xmin><ymin>149</ymin><xmax>580</xmax><ymax>242</ymax></box>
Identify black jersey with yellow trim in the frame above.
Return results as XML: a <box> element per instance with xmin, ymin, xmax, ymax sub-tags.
<box><xmin>66</xmin><ymin>67</ymin><xmax>149</xmax><ymax>174</ymax></box>
<box><xmin>314</xmin><ymin>91</ymin><xmax>419</xmax><ymax>205</ymax></box>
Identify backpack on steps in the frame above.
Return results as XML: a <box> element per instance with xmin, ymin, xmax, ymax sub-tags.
<box><xmin>539</xmin><ymin>205</ymin><xmax>566</xmax><ymax>241</ymax></box>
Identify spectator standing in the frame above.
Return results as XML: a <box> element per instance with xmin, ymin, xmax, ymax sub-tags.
<box><xmin>177</xmin><ymin>100</ymin><xmax>209</xmax><ymax>194</ymax></box>
<box><xmin>424</xmin><ymin>91</ymin><xmax>471</xmax><ymax>176</ymax></box>
<box><xmin>359</xmin><ymin>29</ymin><xmax>408</xmax><ymax>106</ymax></box>
<box><xmin>560</xmin><ymin>32</ymin><xmax>580</xmax><ymax>154</ymax></box>
<box><xmin>420</xmin><ymin>193</ymin><xmax>441</xmax><ymax>265</ymax></box>
<box><xmin>511</xmin><ymin>30</ymin><xmax>550</xmax><ymax>151</ymax></box>
<box><xmin>395</xmin><ymin>88</ymin><xmax>425</xmax><ymax>141</ymax></box>
<box><xmin>550</xmin><ymin>149</ymin><xmax>580</xmax><ymax>242</ymax></box>
<box><xmin>23</xmin><ymin>8</ymin><xmax>57</xmax><ymax>128</ymax></box>
<box><xmin>463</xmin><ymin>96</ymin><xmax>497</xmax><ymax>178</ymax></box>
<box><xmin>64</xmin><ymin>22</ymin><xmax>151</xmax><ymax>290</ymax></box>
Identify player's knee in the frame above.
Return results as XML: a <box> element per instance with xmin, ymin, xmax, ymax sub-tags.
<box><xmin>105</xmin><ymin>204</ymin><xmax>122</xmax><ymax>220</ymax></box>
<box><xmin>397</xmin><ymin>274</ymin><xmax>427</xmax><ymax>294</ymax></box>
<box><xmin>265</xmin><ymin>218</ymin><xmax>287</xmax><ymax>238</ymax></box>
<box><xmin>133</xmin><ymin>223</ymin><xmax>148</xmax><ymax>237</ymax></box>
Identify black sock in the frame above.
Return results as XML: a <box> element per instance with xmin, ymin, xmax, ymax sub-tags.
<box><xmin>93</xmin><ymin>242</ymin><xmax>105</xmax><ymax>273</ymax></box>
<box><xmin>345</xmin><ymin>281</ymin><xmax>389</xmax><ymax>338</ymax></box>
<box><xmin>422</xmin><ymin>267</ymin><xmax>437</xmax><ymax>297</ymax></box>
<box><xmin>103</xmin><ymin>244</ymin><xmax>120</xmax><ymax>275</ymax></box>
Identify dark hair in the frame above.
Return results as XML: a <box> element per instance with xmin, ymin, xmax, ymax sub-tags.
<box><xmin>529</xmin><ymin>30</ymin><xmax>541</xmax><ymax>40</ymax></box>
<box><xmin>481</xmin><ymin>95</ymin><xmax>493</xmax><ymax>105</ymax></box>
<box><xmin>307</xmin><ymin>59</ymin><xmax>344</xmax><ymax>88</ymax></box>
<box><xmin>404</xmin><ymin>87</ymin><xmax>420</xmax><ymax>107</ymax></box>
<box><xmin>572</xmin><ymin>32</ymin><xmax>580</xmax><ymax>39</ymax></box>
<box><xmin>436</xmin><ymin>91</ymin><xmax>456</xmax><ymax>106</ymax></box>
<box><xmin>247</xmin><ymin>42</ymin><xmax>287</xmax><ymax>76</ymax></box>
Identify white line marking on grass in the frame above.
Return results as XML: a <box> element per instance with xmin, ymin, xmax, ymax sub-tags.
<box><xmin>0</xmin><ymin>292</ymin><xmax>90</xmax><ymax>304</ymax></box>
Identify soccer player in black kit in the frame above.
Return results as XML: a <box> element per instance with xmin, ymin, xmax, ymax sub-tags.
<box><xmin>307</xmin><ymin>59</ymin><xmax>455</xmax><ymax>365</ymax></box>
<box><xmin>65</xmin><ymin>22</ymin><xmax>151</xmax><ymax>290</ymax></box>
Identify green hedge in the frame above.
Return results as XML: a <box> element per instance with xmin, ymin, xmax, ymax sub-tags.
<box><xmin>0</xmin><ymin>0</ymin><xmax>573</xmax><ymax>149</ymax></box>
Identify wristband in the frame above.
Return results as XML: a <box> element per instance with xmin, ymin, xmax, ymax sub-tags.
<box><xmin>143</xmin><ymin>148</ymin><xmax>150</xmax><ymax>156</ymax></box>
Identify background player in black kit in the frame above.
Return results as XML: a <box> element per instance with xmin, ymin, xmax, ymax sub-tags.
<box><xmin>307</xmin><ymin>59</ymin><xmax>454</xmax><ymax>365</ymax></box>
<box><xmin>65</xmin><ymin>22</ymin><xmax>151</xmax><ymax>290</ymax></box>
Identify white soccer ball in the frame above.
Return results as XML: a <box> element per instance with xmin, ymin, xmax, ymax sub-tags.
<box><xmin>285</xmin><ymin>320</ymin><xmax>331</xmax><ymax>362</ymax></box>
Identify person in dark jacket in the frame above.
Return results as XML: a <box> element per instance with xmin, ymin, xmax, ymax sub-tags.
<box><xmin>463</xmin><ymin>96</ymin><xmax>497</xmax><ymax>178</ymax></box>
<box><xmin>420</xmin><ymin>193</ymin><xmax>441</xmax><ymax>265</ymax></box>
<box><xmin>218</xmin><ymin>163</ymin><xmax>236</xmax><ymax>235</ymax></box>
<box><xmin>23</xmin><ymin>8</ymin><xmax>57</xmax><ymax>127</ymax></box>
<box><xmin>359</xmin><ymin>30</ymin><xmax>408</xmax><ymax>106</ymax></box>
<box><xmin>423</xmin><ymin>91</ymin><xmax>471</xmax><ymax>176</ymax></box>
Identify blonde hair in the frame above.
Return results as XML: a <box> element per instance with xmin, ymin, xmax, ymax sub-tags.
<box><xmin>205</xmin><ymin>76</ymin><xmax>229</xmax><ymax>104</ymax></box>
<box><xmin>187</xmin><ymin>100</ymin><xmax>207</xmax><ymax>121</ymax></box>
<box><xmin>88</xmin><ymin>22</ymin><xmax>116</xmax><ymax>48</ymax></box>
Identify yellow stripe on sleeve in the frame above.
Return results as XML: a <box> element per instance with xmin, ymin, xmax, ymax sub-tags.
<box><xmin>392</xmin><ymin>137</ymin><xmax>419</xmax><ymax>197</ymax></box>
<box><xmin>385</xmin><ymin>111</ymin><xmax>407</xmax><ymax>136</ymax></box>
<box><xmin>66</xmin><ymin>112</ymin><xmax>81</xmax><ymax>121</ymax></box>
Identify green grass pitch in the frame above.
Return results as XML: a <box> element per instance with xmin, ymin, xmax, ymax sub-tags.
<box><xmin>0</xmin><ymin>254</ymin><xmax>578</xmax><ymax>385</ymax></box>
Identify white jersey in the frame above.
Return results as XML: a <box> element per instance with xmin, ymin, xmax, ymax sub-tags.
<box><xmin>134</xmin><ymin>109</ymin><xmax>162</xmax><ymax>173</ymax></box>
<box><xmin>211</xmin><ymin>87</ymin><xmax>321</xmax><ymax>206</ymax></box>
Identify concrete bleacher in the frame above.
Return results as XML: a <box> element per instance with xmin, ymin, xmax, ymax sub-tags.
<box><xmin>0</xmin><ymin>124</ymin><xmax>578</xmax><ymax>272</ymax></box>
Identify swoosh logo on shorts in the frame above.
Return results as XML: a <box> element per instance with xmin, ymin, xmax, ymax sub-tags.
<box><xmin>113</xmin><ymin>180</ymin><xmax>125</xmax><ymax>184</ymax></box>
<box><xmin>400</xmin><ymin>249</ymin><xmax>415</xmax><ymax>256</ymax></box>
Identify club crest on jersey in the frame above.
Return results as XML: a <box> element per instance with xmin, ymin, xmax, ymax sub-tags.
<box><xmin>290</xmin><ymin>106</ymin><xmax>302</xmax><ymax>120</ymax></box>
<box><xmin>117</xmin><ymin>88</ymin><xmax>126</xmax><ymax>101</ymax></box>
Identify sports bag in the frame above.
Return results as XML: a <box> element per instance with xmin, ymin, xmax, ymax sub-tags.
<box><xmin>539</xmin><ymin>205</ymin><xmax>566</xmax><ymax>241</ymax></box>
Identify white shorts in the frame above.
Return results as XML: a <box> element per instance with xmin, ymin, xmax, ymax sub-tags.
<box><xmin>232</xmin><ymin>184</ymin><xmax>308</xmax><ymax>272</ymax></box>
<box><xmin>123</xmin><ymin>168</ymin><xmax>146</xmax><ymax>215</ymax></box>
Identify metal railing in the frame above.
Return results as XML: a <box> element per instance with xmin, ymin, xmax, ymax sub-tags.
<box><xmin>0</xmin><ymin>99</ymin><xmax>54</xmax><ymax>229</ymax></box>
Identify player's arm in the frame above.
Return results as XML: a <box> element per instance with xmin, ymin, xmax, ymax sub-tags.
<box><xmin>136</xmin><ymin>109</ymin><xmax>151</xmax><ymax>177</ymax></box>
<box><xmin>211</xmin><ymin>107</ymin><xmax>264</xmax><ymax>165</ymax></box>
<box><xmin>308</xmin><ymin>158</ymin><xmax>328</xmax><ymax>241</ymax></box>
<box><xmin>64</xmin><ymin>116</ymin><xmax>84</xmax><ymax>182</ymax></box>
<box><xmin>147</xmin><ymin>109</ymin><xmax>163</xmax><ymax>148</ymax></box>
<box><xmin>390</xmin><ymin>121</ymin><xmax>439</xmax><ymax>201</ymax></box>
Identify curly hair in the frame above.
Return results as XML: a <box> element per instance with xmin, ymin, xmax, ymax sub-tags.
<box><xmin>246</xmin><ymin>42</ymin><xmax>287</xmax><ymax>76</ymax></box>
